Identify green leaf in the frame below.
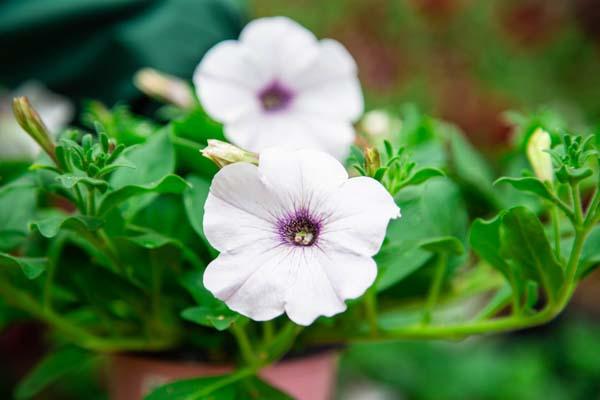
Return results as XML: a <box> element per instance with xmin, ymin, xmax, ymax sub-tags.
<box><xmin>0</xmin><ymin>252</ymin><xmax>46</xmax><ymax>279</ymax></box>
<box><xmin>145</xmin><ymin>374</ymin><xmax>292</xmax><ymax>400</ymax></box>
<box><xmin>30</xmin><ymin>215</ymin><xmax>103</xmax><ymax>238</ymax></box>
<box><xmin>181</xmin><ymin>306</ymin><xmax>238</xmax><ymax>331</ymax></box>
<box><xmin>110</xmin><ymin>128</ymin><xmax>175</xmax><ymax>188</ymax></box>
<box><xmin>494</xmin><ymin>177</ymin><xmax>554</xmax><ymax>203</ymax></box>
<box><xmin>182</xmin><ymin>175</ymin><xmax>214</xmax><ymax>252</ymax></box>
<box><xmin>578</xmin><ymin>226</ymin><xmax>600</xmax><ymax>276</ymax></box>
<box><xmin>97</xmin><ymin>174</ymin><xmax>190</xmax><ymax>216</ymax></box>
<box><xmin>419</xmin><ymin>236</ymin><xmax>464</xmax><ymax>255</ymax></box>
<box><xmin>500</xmin><ymin>207</ymin><xmax>564</xmax><ymax>301</ymax></box>
<box><xmin>14</xmin><ymin>347</ymin><xmax>95</xmax><ymax>399</ymax></box>
<box><xmin>0</xmin><ymin>177</ymin><xmax>37</xmax><ymax>251</ymax></box>
<box><xmin>470</xmin><ymin>214</ymin><xmax>511</xmax><ymax>277</ymax></box>
<box><xmin>401</xmin><ymin>167</ymin><xmax>445</xmax><ymax>187</ymax></box>
<box><xmin>56</xmin><ymin>174</ymin><xmax>109</xmax><ymax>193</ymax></box>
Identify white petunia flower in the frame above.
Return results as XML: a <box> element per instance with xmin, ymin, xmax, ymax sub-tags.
<box><xmin>202</xmin><ymin>148</ymin><xmax>400</xmax><ymax>326</ymax></box>
<box><xmin>194</xmin><ymin>17</ymin><xmax>364</xmax><ymax>160</ymax></box>
<box><xmin>0</xmin><ymin>82</ymin><xmax>73</xmax><ymax>161</ymax></box>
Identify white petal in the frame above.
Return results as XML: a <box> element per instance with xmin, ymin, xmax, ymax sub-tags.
<box><xmin>193</xmin><ymin>41</ymin><xmax>264</xmax><ymax>123</ymax></box>
<box><xmin>321</xmin><ymin>177</ymin><xmax>400</xmax><ymax>257</ymax></box>
<box><xmin>204</xmin><ymin>245</ymin><xmax>292</xmax><ymax>321</ymax></box>
<box><xmin>316</xmin><ymin>246</ymin><xmax>377</xmax><ymax>299</ymax></box>
<box><xmin>258</xmin><ymin>147</ymin><xmax>348</xmax><ymax>207</ymax></box>
<box><xmin>287</xmin><ymin>113</ymin><xmax>355</xmax><ymax>160</ymax></box>
<box><xmin>240</xmin><ymin>17</ymin><xmax>319</xmax><ymax>81</ymax></box>
<box><xmin>289</xmin><ymin>39</ymin><xmax>363</xmax><ymax>121</ymax></box>
<box><xmin>203</xmin><ymin>163</ymin><xmax>283</xmax><ymax>253</ymax></box>
<box><xmin>283</xmin><ymin>248</ymin><xmax>347</xmax><ymax>325</ymax></box>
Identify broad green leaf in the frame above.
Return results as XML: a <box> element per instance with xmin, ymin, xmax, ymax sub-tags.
<box><xmin>183</xmin><ymin>174</ymin><xmax>214</xmax><ymax>252</ymax></box>
<box><xmin>145</xmin><ymin>374</ymin><xmax>292</xmax><ymax>400</ymax></box>
<box><xmin>97</xmin><ymin>174</ymin><xmax>190</xmax><ymax>216</ymax></box>
<box><xmin>110</xmin><ymin>128</ymin><xmax>174</xmax><ymax>188</ymax></box>
<box><xmin>181</xmin><ymin>306</ymin><xmax>238</xmax><ymax>331</ymax></box>
<box><xmin>0</xmin><ymin>177</ymin><xmax>37</xmax><ymax>251</ymax></box>
<box><xmin>377</xmin><ymin>180</ymin><xmax>468</xmax><ymax>291</ymax></box>
<box><xmin>500</xmin><ymin>207</ymin><xmax>564</xmax><ymax>301</ymax></box>
<box><xmin>494</xmin><ymin>177</ymin><xmax>554</xmax><ymax>203</ymax></box>
<box><xmin>14</xmin><ymin>346</ymin><xmax>95</xmax><ymax>399</ymax></box>
<box><xmin>447</xmin><ymin>130</ymin><xmax>498</xmax><ymax>207</ymax></box>
<box><xmin>30</xmin><ymin>215</ymin><xmax>103</xmax><ymax>238</ymax></box>
<box><xmin>0</xmin><ymin>252</ymin><xmax>46</xmax><ymax>279</ymax></box>
<box><xmin>470</xmin><ymin>214</ymin><xmax>510</xmax><ymax>277</ymax></box>
<box><xmin>56</xmin><ymin>174</ymin><xmax>108</xmax><ymax>193</ymax></box>
<box><xmin>419</xmin><ymin>236</ymin><xmax>464</xmax><ymax>255</ymax></box>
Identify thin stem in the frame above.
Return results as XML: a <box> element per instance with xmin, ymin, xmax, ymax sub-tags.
<box><xmin>73</xmin><ymin>185</ymin><xmax>85</xmax><ymax>213</ymax></box>
<box><xmin>550</xmin><ymin>204</ymin><xmax>561</xmax><ymax>260</ymax></box>
<box><xmin>571</xmin><ymin>183</ymin><xmax>584</xmax><ymax>225</ymax></box>
<box><xmin>422</xmin><ymin>253</ymin><xmax>448</xmax><ymax>324</ymax></box>
<box><xmin>230</xmin><ymin>323</ymin><xmax>256</xmax><ymax>366</ymax></box>
<box><xmin>262</xmin><ymin>321</ymin><xmax>274</xmax><ymax>344</ymax></box>
<box><xmin>149</xmin><ymin>250</ymin><xmax>162</xmax><ymax>320</ymax></box>
<box><xmin>43</xmin><ymin>235</ymin><xmax>67</xmax><ymax>311</ymax></box>
<box><xmin>87</xmin><ymin>186</ymin><xmax>96</xmax><ymax>216</ymax></box>
<box><xmin>364</xmin><ymin>285</ymin><xmax>379</xmax><ymax>336</ymax></box>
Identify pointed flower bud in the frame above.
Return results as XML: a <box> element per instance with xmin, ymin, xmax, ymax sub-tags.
<box><xmin>12</xmin><ymin>96</ymin><xmax>57</xmax><ymax>164</ymax></box>
<box><xmin>364</xmin><ymin>147</ymin><xmax>381</xmax><ymax>177</ymax></box>
<box><xmin>526</xmin><ymin>128</ymin><xmax>553</xmax><ymax>182</ymax></box>
<box><xmin>201</xmin><ymin>140</ymin><xmax>258</xmax><ymax>168</ymax></box>
<box><xmin>134</xmin><ymin>68</ymin><xmax>194</xmax><ymax>109</ymax></box>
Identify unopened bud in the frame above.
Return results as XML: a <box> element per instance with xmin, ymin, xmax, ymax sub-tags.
<box><xmin>201</xmin><ymin>140</ymin><xmax>258</xmax><ymax>168</ymax></box>
<box><xmin>134</xmin><ymin>68</ymin><xmax>194</xmax><ymax>109</ymax></box>
<box><xmin>364</xmin><ymin>147</ymin><xmax>381</xmax><ymax>177</ymax></box>
<box><xmin>526</xmin><ymin>128</ymin><xmax>553</xmax><ymax>182</ymax></box>
<box><xmin>12</xmin><ymin>96</ymin><xmax>57</xmax><ymax>164</ymax></box>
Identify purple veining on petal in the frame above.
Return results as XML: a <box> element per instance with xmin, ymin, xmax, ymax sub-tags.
<box><xmin>277</xmin><ymin>208</ymin><xmax>322</xmax><ymax>247</ymax></box>
<box><xmin>258</xmin><ymin>81</ymin><xmax>294</xmax><ymax>113</ymax></box>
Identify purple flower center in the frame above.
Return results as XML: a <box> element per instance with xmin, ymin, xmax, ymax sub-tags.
<box><xmin>258</xmin><ymin>81</ymin><xmax>294</xmax><ymax>112</ymax></box>
<box><xmin>277</xmin><ymin>208</ymin><xmax>321</xmax><ymax>247</ymax></box>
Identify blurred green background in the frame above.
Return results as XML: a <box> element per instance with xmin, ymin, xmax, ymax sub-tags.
<box><xmin>2</xmin><ymin>0</ymin><xmax>600</xmax><ymax>399</ymax></box>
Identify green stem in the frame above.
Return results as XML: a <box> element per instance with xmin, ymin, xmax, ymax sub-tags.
<box><xmin>185</xmin><ymin>367</ymin><xmax>258</xmax><ymax>400</ymax></box>
<box><xmin>422</xmin><ymin>253</ymin><xmax>448</xmax><ymax>324</ymax></box>
<box><xmin>87</xmin><ymin>186</ymin><xmax>96</xmax><ymax>216</ymax></box>
<box><xmin>73</xmin><ymin>185</ymin><xmax>85</xmax><ymax>213</ymax></box>
<box><xmin>571</xmin><ymin>183</ymin><xmax>584</xmax><ymax>225</ymax></box>
<box><xmin>584</xmin><ymin>187</ymin><xmax>600</xmax><ymax>227</ymax></box>
<box><xmin>230</xmin><ymin>323</ymin><xmax>256</xmax><ymax>366</ymax></box>
<box><xmin>364</xmin><ymin>285</ymin><xmax>379</xmax><ymax>336</ymax></box>
<box><xmin>262</xmin><ymin>321</ymin><xmax>274</xmax><ymax>344</ymax></box>
<box><xmin>550</xmin><ymin>204</ymin><xmax>561</xmax><ymax>260</ymax></box>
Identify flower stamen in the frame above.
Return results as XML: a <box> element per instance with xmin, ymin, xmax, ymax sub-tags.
<box><xmin>278</xmin><ymin>209</ymin><xmax>320</xmax><ymax>247</ymax></box>
<box><xmin>258</xmin><ymin>81</ymin><xmax>293</xmax><ymax>112</ymax></box>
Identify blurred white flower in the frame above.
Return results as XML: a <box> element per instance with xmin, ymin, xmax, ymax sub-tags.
<box><xmin>360</xmin><ymin>109</ymin><xmax>402</xmax><ymax>141</ymax></box>
<box><xmin>194</xmin><ymin>17</ymin><xmax>364</xmax><ymax>160</ymax></box>
<box><xmin>202</xmin><ymin>148</ymin><xmax>399</xmax><ymax>325</ymax></box>
<box><xmin>0</xmin><ymin>82</ymin><xmax>73</xmax><ymax>161</ymax></box>
<box><xmin>526</xmin><ymin>128</ymin><xmax>553</xmax><ymax>182</ymax></box>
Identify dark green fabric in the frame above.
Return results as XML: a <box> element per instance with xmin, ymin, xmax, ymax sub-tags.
<box><xmin>0</xmin><ymin>0</ymin><xmax>245</xmax><ymax>104</ymax></box>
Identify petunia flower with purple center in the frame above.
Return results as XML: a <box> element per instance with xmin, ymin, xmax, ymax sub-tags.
<box><xmin>202</xmin><ymin>147</ymin><xmax>400</xmax><ymax>326</ymax></box>
<box><xmin>193</xmin><ymin>17</ymin><xmax>364</xmax><ymax>160</ymax></box>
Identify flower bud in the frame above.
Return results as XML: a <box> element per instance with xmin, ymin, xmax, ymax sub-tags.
<box><xmin>201</xmin><ymin>140</ymin><xmax>258</xmax><ymax>168</ymax></box>
<box><xmin>12</xmin><ymin>96</ymin><xmax>57</xmax><ymax>164</ymax></box>
<box><xmin>134</xmin><ymin>68</ymin><xmax>194</xmax><ymax>109</ymax></box>
<box><xmin>526</xmin><ymin>128</ymin><xmax>553</xmax><ymax>182</ymax></box>
<box><xmin>364</xmin><ymin>147</ymin><xmax>381</xmax><ymax>177</ymax></box>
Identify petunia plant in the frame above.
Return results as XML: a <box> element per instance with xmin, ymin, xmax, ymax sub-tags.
<box><xmin>0</xmin><ymin>16</ymin><xmax>599</xmax><ymax>400</ymax></box>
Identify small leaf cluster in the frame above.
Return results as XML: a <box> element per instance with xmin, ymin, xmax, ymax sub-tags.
<box><xmin>549</xmin><ymin>134</ymin><xmax>599</xmax><ymax>184</ymax></box>
<box><xmin>349</xmin><ymin>140</ymin><xmax>444</xmax><ymax>195</ymax></box>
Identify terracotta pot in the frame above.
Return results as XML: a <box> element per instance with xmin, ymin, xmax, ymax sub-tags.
<box><xmin>108</xmin><ymin>351</ymin><xmax>339</xmax><ymax>400</ymax></box>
